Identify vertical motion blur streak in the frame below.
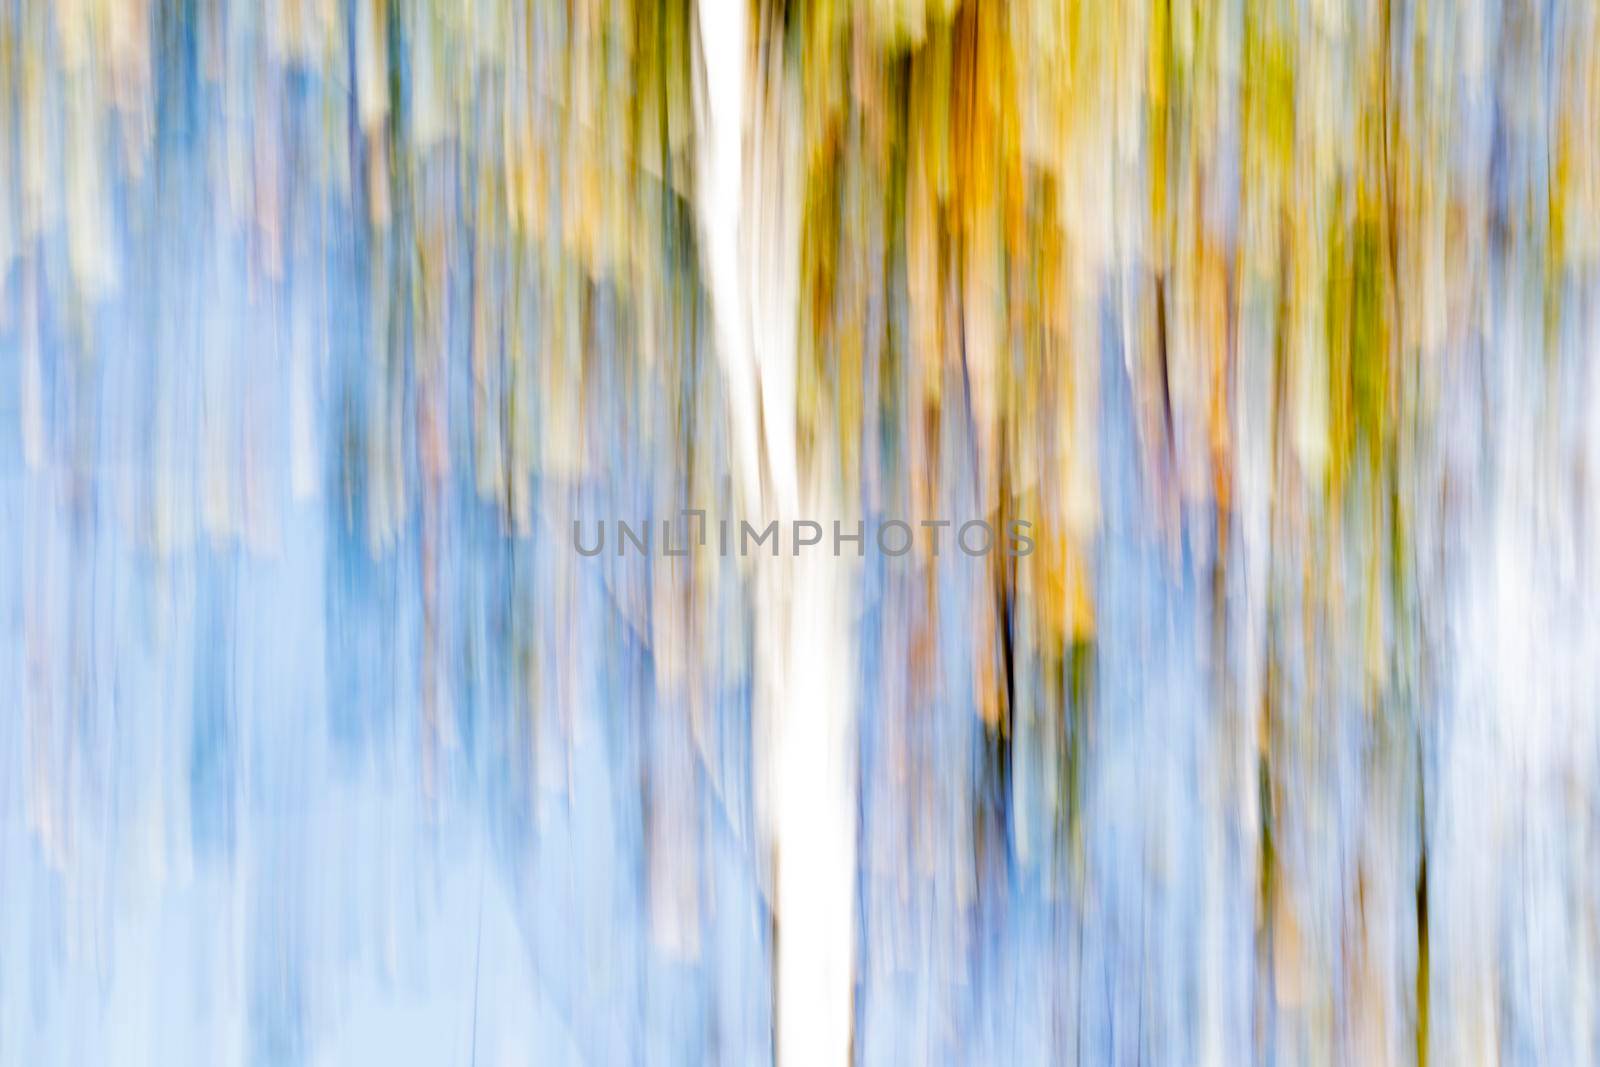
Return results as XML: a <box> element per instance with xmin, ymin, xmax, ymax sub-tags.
<box><xmin>1</xmin><ymin>1</ymin><xmax>1598</xmax><ymax>1065</ymax></box>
